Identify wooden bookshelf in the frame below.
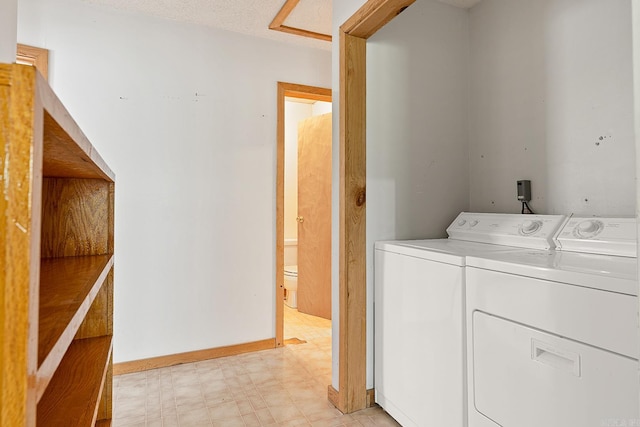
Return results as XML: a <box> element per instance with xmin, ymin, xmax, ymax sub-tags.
<box><xmin>0</xmin><ymin>63</ymin><xmax>115</xmax><ymax>426</ymax></box>
<box><xmin>37</xmin><ymin>336</ymin><xmax>112</xmax><ymax>426</ymax></box>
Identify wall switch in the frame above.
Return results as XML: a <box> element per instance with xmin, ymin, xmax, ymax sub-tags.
<box><xmin>517</xmin><ymin>180</ymin><xmax>531</xmax><ymax>202</ymax></box>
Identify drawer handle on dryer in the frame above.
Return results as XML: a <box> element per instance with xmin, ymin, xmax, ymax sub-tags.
<box><xmin>531</xmin><ymin>339</ymin><xmax>581</xmax><ymax>377</ymax></box>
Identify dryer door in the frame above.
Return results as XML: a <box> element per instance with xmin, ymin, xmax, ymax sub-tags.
<box><xmin>471</xmin><ymin>312</ymin><xmax>638</xmax><ymax>427</ymax></box>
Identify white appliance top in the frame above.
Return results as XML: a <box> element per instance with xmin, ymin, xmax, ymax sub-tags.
<box><xmin>447</xmin><ymin>212</ymin><xmax>566</xmax><ymax>250</ymax></box>
<box><xmin>553</xmin><ymin>216</ymin><xmax>637</xmax><ymax>257</ymax></box>
<box><xmin>466</xmin><ymin>249</ymin><xmax>637</xmax><ymax>296</ymax></box>
<box><xmin>375</xmin><ymin>212</ymin><xmax>567</xmax><ymax>265</ymax></box>
<box><xmin>374</xmin><ymin>239</ymin><xmax>527</xmax><ymax>266</ymax></box>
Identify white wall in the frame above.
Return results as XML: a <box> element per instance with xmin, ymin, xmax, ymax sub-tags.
<box><xmin>331</xmin><ymin>0</ymin><xmax>471</xmax><ymax>391</ymax></box>
<box><xmin>18</xmin><ymin>0</ymin><xmax>331</xmax><ymax>363</ymax></box>
<box><xmin>469</xmin><ymin>0</ymin><xmax>635</xmax><ymax>216</ymax></box>
<box><xmin>1</xmin><ymin>0</ymin><xmax>18</xmax><ymax>62</ymax></box>
<box><xmin>367</xmin><ymin>0</ymin><xmax>470</xmax><ymax>389</ymax></box>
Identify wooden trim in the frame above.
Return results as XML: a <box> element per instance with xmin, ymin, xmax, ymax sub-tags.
<box><xmin>328</xmin><ymin>385</ymin><xmax>340</xmax><ymax>408</ymax></box>
<box><xmin>333</xmin><ymin>0</ymin><xmax>415</xmax><ymax>415</ymax></box>
<box><xmin>341</xmin><ymin>0</ymin><xmax>414</xmax><ymax>39</ymax></box>
<box><xmin>366</xmin><ymin>388</ymin><xmax>376</xmax><ymax>408</ymax></box>
<box><xmin>338</xmin><ymin>31</ymin><xmax>368</xmax><ymax>414</ymax></box>
<box><xmin>269</xmin><ymin>0</ymin><xmax>332</xmax><ymax>42</ymax></box>
<box><xmin>275</xmin><ymin>82</ymin><xmax>332</xmax><ymax>348</ymax></box>
<box><xmin>113</xmin><ymin>339</ymin><xmax>276</xmax><ymax>375</ymax></box>
<box><xmin>16</xmin><ymin>44</ymin><xmax>49</xmax><ymax>81</ymax></box>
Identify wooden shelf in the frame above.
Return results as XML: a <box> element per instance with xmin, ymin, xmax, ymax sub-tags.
<box><xmin>37</xmin><ymin>255</ymin><xmax>113</xmax><ymax>400</ymax></box>
<box><xmin>1</xmin><ymin>63</ymin><xmax>115</xmax><ymax>426</ymax></box>
<box><xmin>37</xmin><ymin>336</ymin><xmax>112</xmax><ymax>426</ymax></box>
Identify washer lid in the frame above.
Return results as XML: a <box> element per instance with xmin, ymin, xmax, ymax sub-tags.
<box><xmin>466</xmin><ymin>250</ymin><xmax>637</xmax><ymax>295</ymax></box>
<box><xmin>284</xmin><ymin>266</ymin><xmax>297</xmax><ymax>275</ymax></box>
<box><xmin>446</xmin><ymin>212</ymin><xmax>566</xmax><ymax>250</ymax></box>
<box><xmin>374</xmin><ymin>239</ymin><xmax>527</xmax><ymax>266</ymax></box>
<box><xmin>553</xmin><ymin>217</ymin><xmax>637</xmax><ymax>257</ymax></box>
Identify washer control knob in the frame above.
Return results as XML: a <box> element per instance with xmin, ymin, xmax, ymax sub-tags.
<box><xmin>457</xmin><ymin>219</ymin><xmax>467</xmax><ymax>226</ymax></box>
<box><xmin>469</xmin><ymin>220</ymin><xmax>479</xmax><ymax>227</ymax></box>
<box><xmin>520</xmin><ymin>220</ymin><xmax>541</xmax><ymax>235</ymax></box>
<box><xmin>578</xmin><ymin>220</ymin><xmax>598</xmax><ymax>233</ymax></box>
<box><xmin>574</xmin><ymin>219</ymin><xmax>603</xmax><ymax>238</ymax></box>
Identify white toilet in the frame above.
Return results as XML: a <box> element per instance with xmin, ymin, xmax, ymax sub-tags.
<box><xmin>284</xmin><ymin>265</ymin><xmax>298</xmax><ymax>308</ymax></box>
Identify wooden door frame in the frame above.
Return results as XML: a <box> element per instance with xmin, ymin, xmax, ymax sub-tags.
<box><xmin>275</xmin><ymin>82</ymin><xmax>331</xmax><ymax>348</ymax></box>
<box><xmin>328</xmin><ymin>0</ymin><xmax>415</xmax><ymax>414</ymax></box>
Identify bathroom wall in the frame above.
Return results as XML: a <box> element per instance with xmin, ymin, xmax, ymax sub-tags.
<box><xmin>0</xmin><ymin>0</ymin><xmax>17</xmax><ymax>62</ymax></box>
<box><xmin>18</xmin><ymin>0</ymin><xmax>331</xmax><ymax>363</ymax></box>
<box><xmin>468</xmin><ymin>0</ymin><xmax>635</xmax><ymax>216</ymax></box>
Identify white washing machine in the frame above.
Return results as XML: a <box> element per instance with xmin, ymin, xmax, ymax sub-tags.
<box><xmin>374</xmin><ymin>212</ymin><xmax>566</xmax><ymax>427</ymax></box>
<box><xmin>465</xmin><ymin>217</ymin><xmax>639</xmax><ymax>427</ymax></box>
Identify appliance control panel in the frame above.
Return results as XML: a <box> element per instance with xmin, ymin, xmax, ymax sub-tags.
<box><xmin>553</xmin><ymin>217</ymin><xmax>637</xmax><ymax>257</ymax></box>
<box><xmin>447</xmin><ymin>212</ymin><xmax>566</xmax><ymax>249</ymax></box>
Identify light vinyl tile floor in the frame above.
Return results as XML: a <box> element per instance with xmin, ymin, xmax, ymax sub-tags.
<box><xmin>113</xmin><ymin>307</ymin><xmax>399</xmax><ymax>427</ymax></box>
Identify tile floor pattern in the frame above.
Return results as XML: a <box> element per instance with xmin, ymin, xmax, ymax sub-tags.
<box><xmin>113</xmin><ymin>308</ymin><xmax>400</xmax><ymax>427</ymax></box>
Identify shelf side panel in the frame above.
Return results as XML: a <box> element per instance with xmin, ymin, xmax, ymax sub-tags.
<box><xmin>41</xmin><ymin>178</ymin><xmax>110</xmax><ymax>258</ymax></box>
<box><xmin>0</xmin><ymin>62</ymin><xmax>42</xmax><ymax>427</ymax></box>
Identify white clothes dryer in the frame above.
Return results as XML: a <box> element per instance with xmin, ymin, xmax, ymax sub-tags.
<box><xmin>374</xmin><ymin>212</ymin><xmax>566</xmax><ymax>427</ymax></box>
<box><xmin>465</xmin><ymin>217</ymin><xmax>639</xmax><ymax>427</ymax></box>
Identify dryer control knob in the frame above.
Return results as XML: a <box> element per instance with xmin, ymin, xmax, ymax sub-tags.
<box><xmin>457</xmin><ymin>219</ymin><xmax>467</xmax><ymax>226</ymax></box>
<box><xmin>520</xmin><ymin>220</ymin><xmax>541</xmax><ymax>234</ymax></box>
<box><xmin>578</xmin><ymin>220</ymin><xmax>599</xmax><ymax>233</ymax></box>
<box><xmin>469</xmin><ymin>220</ymin><xmax>479</xmax><ymax>227</ymax></box>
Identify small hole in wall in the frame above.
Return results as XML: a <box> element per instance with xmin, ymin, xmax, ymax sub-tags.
<box><xmin>491</xmin><ymin>201</ymin><xmax>495</xmax><ymax>205</ymax></box>
<box><xmin>584</xmin><ymin>198</ymin><xmax>589</xmax><ymax>202</ymax></box>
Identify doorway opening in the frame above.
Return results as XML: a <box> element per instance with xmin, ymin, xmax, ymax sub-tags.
<box><xmin>276</xmin><ymin>82</ymin><xmax>332</xmax><ymax>350</ymax></box>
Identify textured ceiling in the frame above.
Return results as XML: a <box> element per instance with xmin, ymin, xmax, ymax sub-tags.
<box><xmin>437</xmin><ymin>0</ymin><xmax>482</xmax><ymax>8</ymax></box>
<box><xmin>82</xmin><ymin>0</ymin><xmax>332</xmax><ymax>50</ymax></box>
<box><xmin>81</xmin><ymin>0</ymin><xmax>481</xmax><ymax>51</ymax></box>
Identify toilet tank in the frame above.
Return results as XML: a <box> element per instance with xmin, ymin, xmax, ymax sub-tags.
<box><xmin>284</xmin><ymin>239</ymin><xmax>297</xmax><ymax>266</ymax></box>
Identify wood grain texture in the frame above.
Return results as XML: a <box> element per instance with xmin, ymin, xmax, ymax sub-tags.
<box><xmin>113</xmin><ymin>339</ymin><xmax>276</xmax><ymax>375</ymax></box>
<box><xmin>75</xmin><ymin>267</ymin><xmax>113</xmax><ymax>340</ymax></box>
<box><xmin>271</xmin><ymin>25</ymin><xmax>332</xmax><ymax>42</ymax></box>
<box><xmin>36</xmin><ymin>336</ymin><xmax>112</xmax><ymax>426</ymax></box>
<box><xmin>36</xmin><ymin>72</ymin><xmax>114</xmax><ymax>182</ymax></box>
<box><xmin>42</xmin><ymin>112</ymin><xmax>113</xmax><ymax>180</ymax></box>
<box><xmin>1</xmin><ymin>62</ymin><xmax>115</xmax><ymax>425</ymax></box>
<box><xmin>96</xmin><ymin>356</ymin><xmax>112</xmax><ymax>421</ymax></box>
<box><xmin>269</xmin><ymin>0</ymin><xmax>300</xmax><ymax>28</ymax></box>
<box><xmin>269</xmin><ymin>0</ymin><xmax>332</xmax><ymax>42</ymax></box>
<box><xmin>338</xmin><ymin>31</ymin><xmax>368</xmax><ymax>414</ymax></box>
<box><xmin>37</xmin><ymin>255</ymin><xmax>113</xmax><ymax>401</ymax></box>
<box><xmin>0</xmin><ymin>63</ymin><xmax>42</xmax><ymax>427</ymax></box>
<box><xmin>16</xmin><ymin>44</ymin><xmax>49</xmax><ymax>81</ymax></box>
<box><xmin>332</xmin><ymin>0</ymin><xmax>416</xmax><ymax>414</ymax></box>
<box><xmin>341</xmin><ymin>0</ymin><xmax>415</xmax><ymax>39</ymax></box>
<box><xmin>40</xmin><ymin>178</ymin><xmax>110</xmax><ymax>258</ymax></box>
<box><xmin>297</xmin><ymin>113</ymin><xmax>332</xmax><ymax>320</ymax></box>
<box><xmin>275</xmin><ymin>83</ymin><xmax>332</xmax><ymax>347</ymax></box>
